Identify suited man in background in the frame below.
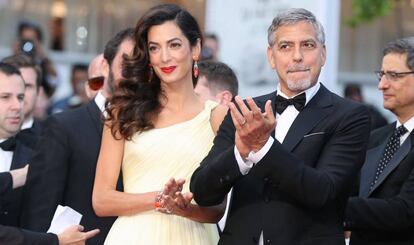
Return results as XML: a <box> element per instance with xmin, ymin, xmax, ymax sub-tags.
<box><xmin>0</xmin><ymin>62</ymin><xmax>33</xmax><ymax>227</ymax></box>
<box><xmin>345</xmin><ymin>38</ymin><xmax>414</xmax><ymax>244</ymax></box>
<box><xmin>21</xmin><ymin>28</ymin><xmax>135</xmax><ymax>245</ymax></box>
<box><xmin>190</xmin><ymin>8</ymin><xmax>370</xmax><ymax>245</ymax></box>
<box><xmin>0</xmin><ymin>170</ymin><xmax>99</xmax><ymax>245</ymax></box>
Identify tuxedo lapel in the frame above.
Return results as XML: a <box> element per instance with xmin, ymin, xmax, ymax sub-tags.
<box><xmin>359</xmin><ymin>143</ymin><xmax>386</xmax><ymax>198</ymax></box>
<box><xmin>282</xmin><ymin>85</ymin><xmax>333</xmax><ymax>152</ymax></box>
<box><xmin>10</xmin><ymin>141</ymin><xmax>33</xmax><ymax>170</ymax></box>
<box><xmin>86</xmin><ymin>100</ymin><xmax>104</xmax><ymax>135</ymax></box>
<box><xmin>369</xmin><ymin>133</ymin><xmax>413</xmax><ymax>195</ymax></box>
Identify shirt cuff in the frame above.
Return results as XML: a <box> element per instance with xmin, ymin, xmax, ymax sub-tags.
<box><xmin>234</xmin><ymin>137</ymin><xmax>274</xmax><ymax>175</ymax></box>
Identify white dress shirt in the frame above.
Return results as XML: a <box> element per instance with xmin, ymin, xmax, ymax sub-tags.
<box><xmin>0</xmin><ymin>138</ymin><xmax>14</xmax><ymax>172</ymax></box>
<box><xmin>94</xmin><ymin>91</ymin><xmax>107</xmax><ymax>113</ymax></box>
<box><xmin>397</xmin><ymin>115</ymin><xmax>414</xmax><ymax>145</ymax></box>
<box><xmin>21</xmin><ymin>118</ymin><xmax>34</xmax><ymax>130</ymax></box>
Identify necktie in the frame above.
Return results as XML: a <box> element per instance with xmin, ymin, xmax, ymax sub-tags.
<box><xmin>0</xmin><ymin>137</ymin><xmax>16</xmax><ymax>151</ymax></box>
<box><xmin>275</xmin><ymin>93</ymin><xmax>306</xmax><ymax>114</ymax></box>
<box><xmin>370</xmin><ymin>125</ymin><xmax>408</xmax><ymax>190</ymax></box>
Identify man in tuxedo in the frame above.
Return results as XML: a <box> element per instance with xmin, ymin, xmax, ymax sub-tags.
<box><xmin>1</xmin><ymin>170</ymin><xmax>99</xmax><ymax>245</ymax></box>
<box><xmin>0</xmin><ymin>62</ymin><xmax>34</xmax><ymax>227</ymax></box>
<box><xmin>344</xmin><ymin>38</ymin><xmax>414</xmax><ymax>244</ymax></box>
<box><xmin>190</xmin><ymin>8</ymin><xmax>370</xmax><ymax>245</ymax></box>
<box><xmin>21</xmin><ymin>28</ymin><xmax>135</xmax><ymax>245</ymax></box>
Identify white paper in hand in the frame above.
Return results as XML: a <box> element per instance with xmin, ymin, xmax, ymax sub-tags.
<box><xmin>47</xmin><ymin>205</ymin><xmax>82</xmax><ymax>234</ymax></box>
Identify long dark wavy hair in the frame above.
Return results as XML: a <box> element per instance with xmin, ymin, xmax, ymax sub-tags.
<box><xmin>106</xmin><ymin>4</ymin><xmax>203</xmax><ymax>140</ymax></box>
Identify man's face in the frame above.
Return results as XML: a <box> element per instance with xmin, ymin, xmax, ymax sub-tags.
<box><xmin>0</xmin><ymin>72</ymin><xmax>25</xmax><ymax>138</ymax></box>
<box><xmin>378</xmin><ymin>53</ymin><xmax>414</xmax><ymax>120</ymax></box>
<box><xmin>194</xmin><ymin>76</ymin><xmax>217</xmax><ymax>102</ymax></box>
<box><xmin>19</xmin><ymin>67</ymin><xmax>38</xmax><ymax>120</ymax></box>
<box><xmin>267</xmin><ymin>21</ymin><xmax>326</xmax><ymax>97</ymax></box>
<box><xmin>107</xmin><ymin>39</ymin><xmax>135</xmax><ymax>93</ymax></box>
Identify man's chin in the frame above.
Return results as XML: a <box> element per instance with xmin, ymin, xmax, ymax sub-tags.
<box><xmin>286</xmin><ymin>79</ymin><xmax>312</xmax><ymax>92</ymax></box>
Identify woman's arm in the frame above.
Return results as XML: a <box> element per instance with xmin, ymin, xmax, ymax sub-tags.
<box><xmin>92</xmin><ymin>124</ymin><xmax>158</xmax><ymax>217</ymax></box>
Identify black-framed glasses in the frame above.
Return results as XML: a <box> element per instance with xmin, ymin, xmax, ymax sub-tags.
<box><xmin>375</xmin><ymin>70</ymin><xmax>414</xmax><ymax>81</ymax></box>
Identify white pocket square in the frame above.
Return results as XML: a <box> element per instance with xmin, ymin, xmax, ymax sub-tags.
<box><xmin>304</xmin><ymin>132</ymin><xmax>325</xmax><ymax>138</ymax></box>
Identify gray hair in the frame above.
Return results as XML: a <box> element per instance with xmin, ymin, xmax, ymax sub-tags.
<box><xmin>383</xmin><ymin>37</ymin><xmax>414</xmax><ymax>71</ymax></box>
<box><xmin>267</xmin><ymin>8</ymin><xmax>325</xmax><ymax>46</ymax></box>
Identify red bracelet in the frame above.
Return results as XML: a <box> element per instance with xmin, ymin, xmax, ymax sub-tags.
<box><xmin>154</xmin><ymin>190</ymin><xmax>163</xmax><ymax>209</ymax></box>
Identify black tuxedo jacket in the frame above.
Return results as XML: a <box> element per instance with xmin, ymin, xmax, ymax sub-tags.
<box><xmin>0</xmin><ymin>137</ymin><xmax>33</xmax><ymax>226</ymax></box>
<box><xmin>190</xmin><ymin>85</ymin><xmax>371</xmax><ymax>245</ymax></box>
<box><xmin>21</xmin><ymin>100</ymin><xmax>122</xmax><ymax>245</ymax></box>
<box><xmin>345</xmin><ymin>123</ymin><xmax>414</xmax><ymax>245</ymax></box>
<box><xmin>0</xmin><ymin>225</ymin><xmax>57</xmax><ymax>245</ymax></box>
<box><xmin>0</xmin><ymin>173</ymin><xmax>12</xmax><ymax>198</ymax></box>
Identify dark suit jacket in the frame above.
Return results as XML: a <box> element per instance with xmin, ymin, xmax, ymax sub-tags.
<box><xmin>0</xmin><ymin>225</ymin><xmax>57</xmax><ymax>245</ymax></box>
<box><xmin>345</xmin><ymin>123</ymin><xmax>414</xmax><ymax>245</ymax></box>
<box><xmin>190</xmin><ymin>85</ymin><xmax>371</xmax><ymax>245</ymax></box>
<box><xmin>0</xmin><ymin>137</ymin><xmax>33</xmax><ymax>226</ymax></box>
<box><xmin>21</xmin><ymin>100</ymin><xmax>122</xmax><ymax>245</ymax></box>
<box><xmin>0</xmin><ymin>173</ymin><xmax>12</xmax><ymax>197</ymax></box>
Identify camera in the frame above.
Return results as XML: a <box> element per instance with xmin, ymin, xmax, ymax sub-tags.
<box><xmin>19</xmin><ymin>39</ymin><xmax>36</xmax><ymax>57</ymax></box>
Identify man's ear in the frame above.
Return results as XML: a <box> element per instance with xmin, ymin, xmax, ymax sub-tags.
<box><xmin>267</xmin><ymin>46</ymin><xmax>276</xmax><ymax>69</ymax></box>
<box><xmin>216</xmin><ymin>90</ymin><xmax>233</xmax><ymax>106</ymax></box>
<box><xmin>102</xmin><ymin>59</ymin><xmax>110</xmax><ymax>78</ymax></box>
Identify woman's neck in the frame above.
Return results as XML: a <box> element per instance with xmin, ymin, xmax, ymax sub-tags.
<box><xmin>161</xmin><ymin>79</ymin><xmax>199</xmax><ymax>111</ymax></box>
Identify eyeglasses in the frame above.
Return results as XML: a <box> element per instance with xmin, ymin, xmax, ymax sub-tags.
<box><xmin>375</xmin><ymin>70</ymin><xmax>414</xmax><ymax>81</ymax></box>
<box><xmin>87</xmin><ymin>76</ymin><xmax>104</xmax><ymax>90</ymax></box>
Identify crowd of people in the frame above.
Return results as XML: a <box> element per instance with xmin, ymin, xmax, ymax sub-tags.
<box><xmin>1</xmin><ymin>3</ymin><xmax>414</xmax><ymax>245</ymax></box>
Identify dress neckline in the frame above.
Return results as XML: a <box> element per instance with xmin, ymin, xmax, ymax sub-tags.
<box><xmin>151</xmin><ymin>100</ymin><xmax>217</xmax><ymax>131</ymax></box>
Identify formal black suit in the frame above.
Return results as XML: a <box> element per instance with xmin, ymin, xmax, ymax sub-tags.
<box><xmin>0</xmin><ymin>172</ymin><xmax>12</xmax><ymax>198</ymax></box>
<box><xmin>21</xmin><ymin>100</ymin><xmax>122</xmax><ymax>245</ymax></box>
<box><xmin>0</xmin><ymin>225</ymin><xmax>57</xmax><ymax>245</ymax></box>
<box><xmin>345</xmin><ymin>123</ymin><xmax>414</xmax><ymax>245</ymax></box>
<box><xmin>0</xmin><ymin>137</ymin><xmax>33</xmax><ymax>226</ymax></box>
<box><xmin>1</xmin><ymin>168</ymin><xmax>57</xmax><ymax>245</ymax></box>
<box><xmin>190</xmin><ymin>85</ymin><xmax>371</xmax><ymax>245</ymax></box>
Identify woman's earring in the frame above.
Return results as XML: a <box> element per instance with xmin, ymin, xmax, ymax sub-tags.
<box><xmin>148</xmin><ymin>65</ymin><xmax>153</xmax><ymax>83</ymax></box>
<box><xmin>193</xmin><ymin>60</ymin><xmax>199</xmax><ymax>79</ymax></box>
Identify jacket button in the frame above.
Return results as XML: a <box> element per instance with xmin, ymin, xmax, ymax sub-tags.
<box><xmin>3</xmin><ymin>211</ymin><xmax>8</xmax><ymax>215</ymax></box>
<box><xmin>264</xmin><ymin>177</ymin><xmax>269</xmax><ymax>182</ymax></box>
<box><xmin>266</xmin><ymin>239</ymin><xmax>271</xmax><ymax>244</ymax></box>
<box><xmin>264</xmin><ymin>196</ymin><xmax>270</xmax><ymax>202</ymax></box>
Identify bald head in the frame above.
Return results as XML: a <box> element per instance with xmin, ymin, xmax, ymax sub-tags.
<box><xmin>88</xmin><ymin>54</ymin><xmax>104</xmax><ymax>78</ymax></box>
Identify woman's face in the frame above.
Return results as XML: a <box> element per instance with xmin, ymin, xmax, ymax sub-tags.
<box><xmin>147</xmin><ymin>21</ymin><xmax>200</xmax><ymax>85</ymax></box>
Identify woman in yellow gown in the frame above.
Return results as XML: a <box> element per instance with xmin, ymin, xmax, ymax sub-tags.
<box><xmin>92</xmin><ymin>4</ymin><xmax>228</xmax><ymax>245</ymax></box>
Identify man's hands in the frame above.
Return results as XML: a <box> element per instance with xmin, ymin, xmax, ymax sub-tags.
<box><xmin>57</xmin><ymin>225</ymin><xmax>100</xmax><ymax>245</ymax></box>
<box><xmin>229</xmin><ymin>96</ymin><xmax>276</xmax><ymax>158</ymax></box>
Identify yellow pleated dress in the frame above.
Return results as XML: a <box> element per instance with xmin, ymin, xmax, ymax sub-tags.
<box><xmin>104</xmin><ymin>100</ymin><xmax>219</xmax><ymax>245</ymax></box>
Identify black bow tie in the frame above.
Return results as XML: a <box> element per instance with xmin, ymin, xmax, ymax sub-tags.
<box><xmin>275</xmin><ymin>93</ymin><xmax>306</xmax><ymax>114</ymax></box>
<box><xmin>0</xmin><ymin>137</ymin><xmax>16</xmax><ymax>151</ymax></box>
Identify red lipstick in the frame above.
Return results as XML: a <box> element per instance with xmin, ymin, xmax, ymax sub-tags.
<box><xmin>161</xmin><ymin>66</ymin><xmax>176</xmax><ymax>74</ymax></box>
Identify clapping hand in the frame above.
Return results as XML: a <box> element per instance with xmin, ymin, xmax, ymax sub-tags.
<box><xmin>229</xmin><ymin>96</ymin><xmax>276</xmax><ymax>158</ymax></box>
<box><xmin>157</xmin><ymin>178</ymin><xmax>193</xmax><ymax>217</ymax></box>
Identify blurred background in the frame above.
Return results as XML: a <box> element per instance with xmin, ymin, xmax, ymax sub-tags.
<box><xmin>0</xmin><ymin>0</ymin><xmax>413</xmax><ymax>121</ymax></box>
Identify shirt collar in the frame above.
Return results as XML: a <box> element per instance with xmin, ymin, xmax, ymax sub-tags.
<box><xmin>94</xmin><ymin>91</ymin><xmax>107</xmax><ymax>113</ymax></box>
<box><xmin>21</xmin><ymin>118</ymin><xmax>34</xmax><ymax>130</ymax></box>
<box><xmin>276</xmin><ymin>81</ymin><xmax>320</xmax><ymax>106</ymax></box>
<box><xmin>397</xmin><ymin>115</ymin><xmax>414</xmax><ymax>134</ymax></box>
